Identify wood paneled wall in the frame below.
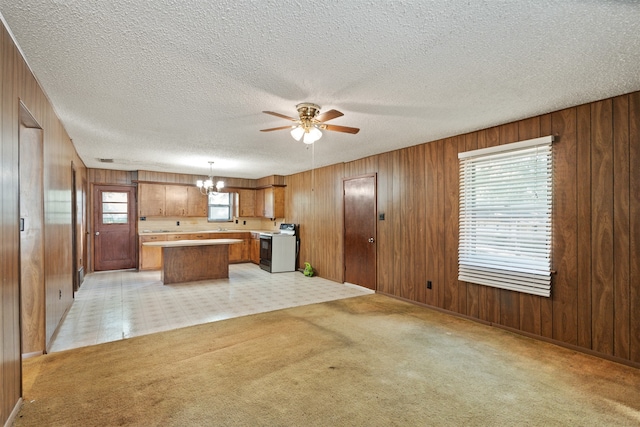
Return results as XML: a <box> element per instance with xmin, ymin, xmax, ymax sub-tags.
<box><xmin>286</xmin><ymin>91</ymin><xmax>640</xmax><ymax>367</ymax></box>
<box><xmin>1</xmin><ymin>22</ymin><xmax>22</xmax><ymax>425</ymax></box>
<box><xmin>138</xmin><ymin>169</ymin><xmax>258</xmax><ymax>189</ymax></box>
<box><xmin>1</xmin><ymin>21</ymin><xmax>87</xmax><ymax>425</ymax></box>
<box><xmin>89</xmin><ymin>168</ymin><xmax>137</xmax><ymax>186</ymax></box>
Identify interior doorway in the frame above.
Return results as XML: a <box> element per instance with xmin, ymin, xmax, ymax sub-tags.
<box><xmin>19</xmin><ymin>102</ymin><xmax>46</xmax><ymax>355</ymax></box>
<box><xmin>71</xmin><ymin>163</ymin><xmax>78</xmax><ymax>291</ymax></box>
<box><xmin>93</xmin><ymin>185</ymin><xmax>137</xmax><ymax>271</ymax></box>
<box><xmin>343</xmin><ymin>174</ymin><xmax>377</xmax><ymax>290</ymax></box>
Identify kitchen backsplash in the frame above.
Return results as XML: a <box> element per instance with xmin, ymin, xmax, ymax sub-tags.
<box><xmin>138</xmin><ymin>216</ymin><xmax>284</xmax><ymax>233</ymax></box>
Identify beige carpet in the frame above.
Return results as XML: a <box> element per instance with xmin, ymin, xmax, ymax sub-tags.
<box><xmin>16</xmin><ymin>294</ymin><xmax>640</xmax><ymax>426</ymax></box>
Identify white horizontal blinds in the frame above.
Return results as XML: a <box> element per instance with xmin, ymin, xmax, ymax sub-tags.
<box><xmin>458</xmin><ymin>136</ymin><xmax>553</xmax><ymax>298</ymax></box>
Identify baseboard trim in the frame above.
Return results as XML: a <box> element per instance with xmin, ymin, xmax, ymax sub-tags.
<box><xmin>22</xmin><ymin>350</ymin><xmax>44</xmax><ymax>359</ymax></box>
<box><xmin>343</xmin><ymin>282</ymin><xmax>375</xmax><ymax>293</ymax></box>
<box><xmin>5</xmin><ymin>397</ymin><xmax>22</xmax><ymax>427</ymax></box>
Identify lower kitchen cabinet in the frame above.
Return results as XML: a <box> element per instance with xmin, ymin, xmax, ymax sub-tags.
<box><xmin>250</xmin><ymin>232</ymin><xmax>260</xmax><ymax>264</ymax></box>
<box><xmin>139</xmin><ymin>235</ymin><xmax>167</xmax><ymax>270</ymax></box>
<box><xmin>139</xmin><ymin>232</ymin><xmax>251</xmax><ymax>269</ymax></box>
<box><xmin>227</xmin><ymin>234</ymin><xmax>250</xmax><ymax>263</ymax></box>
<box><xmin>191</xmin><ymin>232</ymin><xmax>249</xmax><ymax>263</ymax></box>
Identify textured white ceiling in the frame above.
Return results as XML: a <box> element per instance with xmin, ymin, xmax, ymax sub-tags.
<box><xmin>1</xmin><ymin>1</ymin><xmax>639</xmax><ymax>179</ymax></box>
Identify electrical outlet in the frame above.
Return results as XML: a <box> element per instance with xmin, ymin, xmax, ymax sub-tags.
<box><xmin>176</xmin><ymin>221</ymin><xmax>180</xmax><ymax>226</ymax></box>
<box><xmin>427</xmin><ymin>280</ymin><xmax>432</xmax><ymax>289</ymax></box>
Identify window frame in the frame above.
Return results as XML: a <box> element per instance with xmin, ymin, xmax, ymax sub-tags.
<box><xmin>457</xmin><ymin>135</ymin><xmax>554</xmax><ymax>297</ymax></box>
<box><xmin>207</xmin><ymin>191</ymin><xmax>235</xmax><ymax>222</ymax></box>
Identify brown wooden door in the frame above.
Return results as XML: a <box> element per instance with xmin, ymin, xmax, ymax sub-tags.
<box><xmin>94</xmin><ymin>185</ymin><xmax>137</xmax><ymax>271</ymax></box>
<box><xmin>344</xmin><ymin>175</ymin><xmax>377</xmax><ymax>290</ymax></box>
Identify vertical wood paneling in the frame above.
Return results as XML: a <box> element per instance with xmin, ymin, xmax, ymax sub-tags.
<box><xmin>412</xmin><ymin>145</ymin><xmax>427</xmax><ymax>303</ymax></box>
<box><xmin>629</xmin><ymin>92</ymin><xmax>640</xmax><ymax>364</ymax></box>
<box><xmin>576</xmin><ymin>104</ymin><xmax>592</xmax><ymax>349</ymax></box>
<box><xmin>345</xmin><ymin>156</ymin><xmax>378</xmax><ymax>178</ymax></box>
<box><xmin>284</xmin><ymin>170</ymin><xmax>312</xmax><ymax>270</ymax></box>
<box><xmin>436</xmin><ymin>139</ymin><xmax>446</xmax><ymax>308</ymax></box>
<box><xmin>376</xmin><ymin>153</ymin><xmax>393</xmax><ymax>295</ymax></box>
<box><xmin>591</xmin><ymin>99</ymin><xmax>614</xmax><ymax>356</ymax></box>
<box><xmin>424</xmin><ymin>141</ymin><xmax>440</xmax><ymax>307</ymax></box>
<box><xmin>442</xmin><ymin>137</ymin><xmax>461</xmax><ymax>313</ymax></box>
<box><xmin>1</xmin><ymin>23</ymin><xmax>22</xmax><ymax>423</ymax></box>
<box><xmin>311</xmin><ymin>164</ymin><xmax>344</xmax><ymax>282</ymax></box>
<box><xmin>399</xmin><ymin>148</ymin><xmax>415</xmax><ymax>300</ymax></box>
<box><xmin>517</xmin><ymin>117</ymin><xmax>542</xmax><ymax>335</ymax></box>
<box><xmin>88</xmin><ymin>168</ymin><xmax>136</xmax><ymax>185</ymax></box>
<box><xmin>498</xmin><ymin>123</ymin><xmax>521</xmax><ymax>329</ymax></box>
<box><xmin>391</xmin><ymin>150</ymin><xmax>403</xmax><ymax>298</ymax></box>
<box><xmin>612</xmin><ymin>95</ymin><xmax>630</xmax><ymax>359</ymax></box>
<box><xmin>552</xmin><ymin>108</ymin><xmax>578</xmax><ymax>345</ymax></box>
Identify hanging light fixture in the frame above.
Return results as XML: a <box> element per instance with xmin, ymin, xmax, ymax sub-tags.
<box><xmin>287</xmin><ymin>103</ymin><xmax>323</xmax><ymax>145</ymax></box>
<box><xmin>196</xmin><ymin>161</ymin><xmax>225</xmax><ymax>195</ymax></box>
<box><xmin>290</xmin><ymin>123</ymin><xmax>322</xmax><ymax>145</ymax></box>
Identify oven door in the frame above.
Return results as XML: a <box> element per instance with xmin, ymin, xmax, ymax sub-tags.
<box><xmin>259</xmin><ymin>235</ymin><xmax>272</xmax><ymax>272</ymax></box>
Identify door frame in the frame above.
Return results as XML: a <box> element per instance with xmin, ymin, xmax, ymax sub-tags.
<box><xmin>92</xmin><ymin>184</ymin><xmax>138</xmax><ymax>271</ymax></box>
<box><xmin>342</xmin><ymin>173</ymin><xmax>377</xmax><ymax>290</ymax></box>
<box><xmin>19</xmin><ymin>101</ymin><xmax>46</xmax><ymax>356</ymax></box>
<box><xmin>71</xmin><ymin>162</ymin><xmax>78</xmax><ymax>291</ymax></box>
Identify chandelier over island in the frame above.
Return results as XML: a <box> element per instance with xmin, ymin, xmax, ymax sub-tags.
<box><xmin>196</xmin><ymin>161</ymin><xmax>224</xmax><ymax>195</ymax></box>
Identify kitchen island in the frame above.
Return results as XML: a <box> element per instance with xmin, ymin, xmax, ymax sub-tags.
<box><xmin>142</xmin><ymin>239</ymin><xmax>243</xmax><ymax>284</ymax></box>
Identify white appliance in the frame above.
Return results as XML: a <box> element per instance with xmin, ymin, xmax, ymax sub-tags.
<box><xmin>259</xmin><ymin>224</ymin><xmax>297</xmax><ymax>273</ymax></box>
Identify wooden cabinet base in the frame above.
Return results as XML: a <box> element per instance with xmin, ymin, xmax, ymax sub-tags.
<box><xmin>161</xmin><ymin>245</ymin><xmax>229</xmax><ymax>284</ymax></box>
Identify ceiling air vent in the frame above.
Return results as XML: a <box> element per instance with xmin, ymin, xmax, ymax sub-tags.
<box><xmin>98</xmin><ymin>158</ymin><xmax>114</xmax><ymax>163</ymax></box>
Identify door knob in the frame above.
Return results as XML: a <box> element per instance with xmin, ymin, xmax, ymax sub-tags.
<box><xmin>95</xmin><ymin>231</ymin><xmax>100</xmax><ymax>236</ymax></box>
<box><xmin>368</xmin><ymin>237</ymin><xmax>375</xmax><ymax>243</ymax></box>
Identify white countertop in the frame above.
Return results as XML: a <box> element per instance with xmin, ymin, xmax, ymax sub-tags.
<box><xmin>139</xmin><ymin>229</ymin><xmax>273</xmax><ymax>236</ymax></box>
<box><xmin>142</xmin><ymin>239</ymin><xmax>243</xmax><ymax>247</ymax></box>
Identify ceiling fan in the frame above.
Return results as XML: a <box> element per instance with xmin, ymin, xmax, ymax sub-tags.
<box><xmin>260</xmin><ymin>103</ymin><xmax>360</xmax><ymax>144</ymax></box>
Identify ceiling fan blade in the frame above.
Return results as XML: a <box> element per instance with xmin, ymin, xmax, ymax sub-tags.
<box><xmin>316</xmin><ymin>109</ymin><xmax>344</xmax><ymax>123</ymax></box>
<box><xmin>322</xmin><ymin>124</ymin><xmax>360</xmax><ymax>134</ymax></box>
<box><xmin>260</xmin><ymin>126</ymin><xmax>293</xmax><ymax>132</ymax></box>
<box><xmin>263</xmin><ymin>111</ymin><xmax>297</xmax><ymax>121</ymax></box>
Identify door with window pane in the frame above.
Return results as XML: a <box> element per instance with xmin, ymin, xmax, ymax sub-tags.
<box><xmin>93</xmin><ymin>185</ymin><xmax>137</xmax><ymax>271</ymax></box>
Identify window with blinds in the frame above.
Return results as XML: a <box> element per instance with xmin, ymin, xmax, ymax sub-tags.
<box><xmin>208</xmin><ymin>192</ymin><xmax>234</xmax><ymax>222</ymax></box>
<box><xmin>458</xmin><ymin>135</ymin><xmax>553</xmax><ymax>297</ymax></box>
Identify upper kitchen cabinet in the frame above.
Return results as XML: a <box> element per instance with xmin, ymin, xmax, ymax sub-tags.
<box><xmin>187</xmin><ymin>186</ymin><xmax>208</xmax><ymax>216</ymax></box>
<box><xmin>255</xmin><ymin>188</ymin><xmax>265</xmax><ymax>218</ymax></box>
<box><xmin>164</xmin><ymin>185</ymin><xmax>188</xmax><ymax>216</ymax></box>
<box><xmin>260</xmin><ymin>186</ymin><xmax>284</xmax><ymax>219</ymax></box>
<box><xmin>139</xmin><ymin>183</ymin><xmax>166</xmax><ymax>216</ymax></box>
<box><xmin>138</xmin><ymin>183</ymin><xmax>208</xmax><ymax>218</ymax></box>
<box><xmin>235</xmin><ymin>189</ymin><xmax>256</xmax><ymax>217</ymax></box>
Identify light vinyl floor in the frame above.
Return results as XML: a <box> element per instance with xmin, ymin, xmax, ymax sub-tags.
<box><xmin>49</xmin><ymin>263</ymin><xmax>372</xmax><ymax>353</ymax></box>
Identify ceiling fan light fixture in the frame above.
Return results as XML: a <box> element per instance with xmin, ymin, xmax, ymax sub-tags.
<box><xmin>262</xmin><ymin>103</ymin><xmax>358</xmax><ymax>143</ymax></box>
<box><xmin>302</xmin><ymin>126</ymin><xmax>322</xmax><ymax>144</ymax></box>
<box><xmin>290</xmin><ymin>125</ymin><xmax>305</xmax><ymax>141</ymax></box>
